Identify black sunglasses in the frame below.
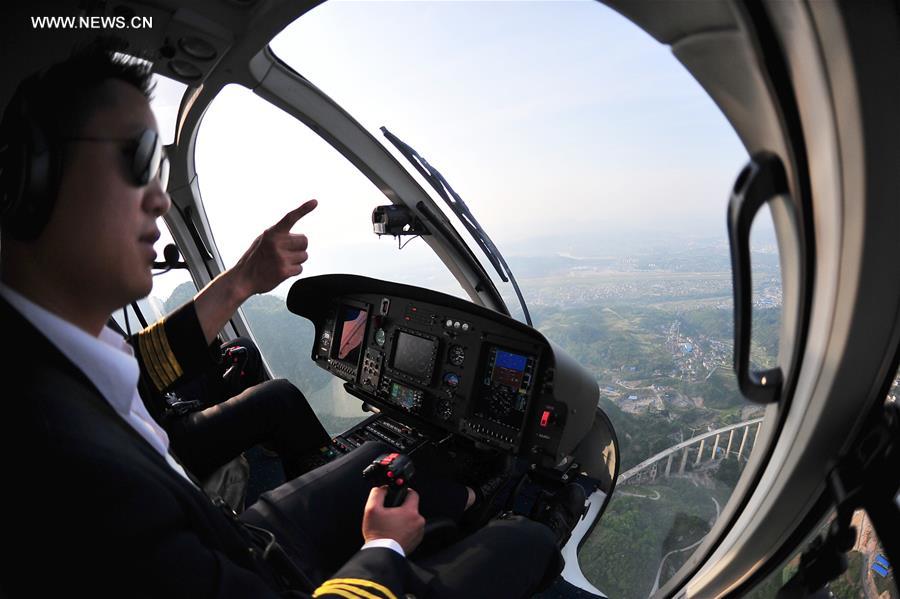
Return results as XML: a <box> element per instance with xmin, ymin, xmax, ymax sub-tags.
<box><xmin>62</xmin><ymin>128</ymin><xmax>169</xmax><ymax>189</ymax></box>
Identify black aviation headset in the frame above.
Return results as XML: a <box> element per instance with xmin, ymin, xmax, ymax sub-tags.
<box><xmin>0</xmin><ymin>70</ymin><xmax>169</xmax><ymax>242</ymax></box>
<box><xmin>0</xmin><ymin>74</ymin><xmax>63</xmax><ymax>242</ymax></box>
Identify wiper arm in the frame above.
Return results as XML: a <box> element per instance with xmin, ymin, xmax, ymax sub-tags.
<box><xmin>381</xmin><ymin>126</ymin><xmax>533</xmax><ymax>326</ymax></box>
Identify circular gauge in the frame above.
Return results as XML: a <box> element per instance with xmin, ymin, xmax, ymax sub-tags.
<box><xmin>437</xmin><ymin>399</ymin><xmax>453</xmax><ymax>420</ymax></box>
<box><xmin>448</xmin><ymin>344</ymin><xmax>465</xmax><ymax>367</ymax></box>
<box><xmin>490</xmin><ymin>385</ymin><xmax>514</xmax><ymax>417</ymax></box>
<box><xmin>375</xmin><ymin>328</ymin><xmax>387</xmax><ymax>347</ymax></box>
<box><xmin>443</xmin><ymin>372</ymin><xmax>460</xmax><ymax>388</ymax></box>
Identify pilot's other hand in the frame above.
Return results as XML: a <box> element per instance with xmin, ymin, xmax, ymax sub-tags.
<box><xmin>362</xmin><ymin>486</ymin><xmax>425</xmax><ymax>555</ymax></box>
<box><xmin>232</xmin><ymin>199</ymin><xmax>317</xmax><ymax>296</ymax></box>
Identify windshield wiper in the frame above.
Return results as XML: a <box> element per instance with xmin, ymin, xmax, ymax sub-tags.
<box><xmin>381</xmin><ymin>127</ymin><xmax>533</xmax><ymax>326</ymax></box>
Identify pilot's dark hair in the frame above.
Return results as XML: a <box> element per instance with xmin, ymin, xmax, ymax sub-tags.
<box><xmin>0</xmin><ymin>38</ymin><xmax>155</xmax><ymax>241</ymax></box>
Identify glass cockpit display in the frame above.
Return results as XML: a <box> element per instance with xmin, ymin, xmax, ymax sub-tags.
<box><xmin>492</xmin><ymin>350</ymin><xmax>528</xmax><ymax>389</ymax></box>
<box><xmin>391</xmin><ymin>331</ymin><xmax>438</xmax><ymax>382</ymax></box>
<box><xmin>477</xmin><ymin>346</ymin><xmax>535</xmax><ymax>430</ymax></box>
<box><xmin>334</xmin><ymin>305</ymin><xmax>368</xmax><ymax>367</ymax></box>
<box><xmin>389</xmin><ymin>382</ymin><xmax>423</xmax><ymax>412</ymax></box>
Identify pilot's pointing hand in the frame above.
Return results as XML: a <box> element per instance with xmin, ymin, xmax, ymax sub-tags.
<box><xmin>232</xmin><ymin>199</ymin><xmax>317</xmax><ymax>296</ymax></box>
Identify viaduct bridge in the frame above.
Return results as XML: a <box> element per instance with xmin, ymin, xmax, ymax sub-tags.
<box><xmin>619</xmin><ymin>417</ymin><xmax>764</xmax><ymax>485</ymax></box>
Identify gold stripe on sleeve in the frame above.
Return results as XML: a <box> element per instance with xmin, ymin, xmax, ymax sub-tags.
<box><xmin>137</xmin><ymin>329</ymin><xmax>167</xmax><ymax>391</ymax></box>
<box><xmin>318</xmin><ymin>584</ymin><xmax>381</xmax><ymax>599</ymax></box>
<box><xmin>311</xmin><ymin>586</ymin><xmax>364</xmax><ymax>599</ymax></box>
<box><xmin>146</xmin><ymin>321</ymin><xmax>178</xmax><ymax>388</ymax></box>
<box><xmin>154</xmin><ymin>317</ymin><xmax>183</xmax><ymax>381</ymax></box>
<box><xmin>317</xmin><ymin>578</ymin><xmax>397</xmax><ymax>599</ymax></box>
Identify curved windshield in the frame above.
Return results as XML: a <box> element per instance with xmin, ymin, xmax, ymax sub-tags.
<box><xmin>270</xmin><ymin>2</ymin><xmax>781</xmax><ymax>597</ymax></box>
<box><xmin>195</xmin><ymin>84</ymin><xmax>467</xmax><ymax>436</ymax></box>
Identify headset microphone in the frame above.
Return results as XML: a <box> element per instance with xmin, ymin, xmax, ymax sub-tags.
<box><xmin>152</xmin><ymin>243</ymin><xmax>187</xmax><ymax>274</ymax></box>
<box><xmin>163</xmin><ymin>243</ymin><xmax>181</xmax><ymax>266</ymax></box>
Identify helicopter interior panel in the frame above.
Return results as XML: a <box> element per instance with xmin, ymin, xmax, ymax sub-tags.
<box><xmin>287</xmin><ymin>274</ymin><xmax>602</xmax><ymax>472</ymax></box>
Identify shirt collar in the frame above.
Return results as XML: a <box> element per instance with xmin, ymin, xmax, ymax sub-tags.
<box><xmin>0</xmin><ymin>282</ymin><xmax>139</xmax><ymax>416</ymax></box>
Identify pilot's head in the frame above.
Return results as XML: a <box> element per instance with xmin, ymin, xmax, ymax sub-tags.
<box><xmin>0</xmin><ymin>40</ymin><xmax>171</xmax><ymax>330</ymax></box>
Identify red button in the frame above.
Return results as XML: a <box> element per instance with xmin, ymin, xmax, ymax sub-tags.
<box><xmin>540</xmin><ymin>410</ymin><xmax>551</xmax><ymax>427</ymax></box>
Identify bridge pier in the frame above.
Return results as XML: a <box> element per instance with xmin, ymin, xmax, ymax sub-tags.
<box><xmin>695</xmin><ymin>438</ymin><xmax>705</xmax><ymax>466</ymax></box>
<box><xmin>737</xmin><ymin>425</ymin><xmax>750</xmax><ymax>460</ymax></box>
<box><xmin>679</xmin><ymin>447</ymin><xmax>689</xmax><ymax>474</ymax></box>
<box><xmin>725</xmin><ymin>429</ymin><xmax>735</xmax><ymax>458</ymax></box>
<box><xmin>711</xmin><ymin>433</ymin><xmax>720</xmax><ymax>461</ymax></box>
<box><xmin>665</xmin><ymin>453</ymin><xmax>674</xmax><ymax>477</ymax></box>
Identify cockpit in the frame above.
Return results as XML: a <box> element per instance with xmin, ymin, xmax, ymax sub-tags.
<box><xmin>3</xmin><ymin>1</ymin><xmax>899</xmax><ymax>598</ymax></box>
<box><xmin>290</xmin><ymin>274</ymin><xmax>600</xmax><ymax>464</ymax></box>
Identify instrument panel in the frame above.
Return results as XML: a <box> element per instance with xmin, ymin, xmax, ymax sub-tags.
<box><xmin>289</xmin><ymin>275</ymin><xmax>598</xmax><ymax>466</ymax></box>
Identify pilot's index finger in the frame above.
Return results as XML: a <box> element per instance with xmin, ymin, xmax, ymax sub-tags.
<box><xmin>274</xmin><ymin>199</ymin><xmax>318</xmax><ymax>231</ymax></box>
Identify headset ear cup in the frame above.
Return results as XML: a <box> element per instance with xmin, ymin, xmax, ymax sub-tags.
<box><xmin>21</xmin><ymin>117</ymin><xmax>55</xmax><ymax>238</ymax></box>
<box><xmin>0</xmin><ymin>104</ymin><xmax>29</xmax><ymax>239</ymax></box>
<box><xmin>0</xmin><ymin>77</ymin><xmax>58</xmax><ymax>242</ymax></box>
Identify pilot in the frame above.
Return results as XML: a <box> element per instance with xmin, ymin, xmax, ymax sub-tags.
<box><xmin>129</xmin><ymin>310</ymin><xmax>334</xmax><ymax>486</ymax></box>
<box><xmin>0</xmin><ymin>41</ymin><xmax>585</xmax><ymax>598</ymax></box>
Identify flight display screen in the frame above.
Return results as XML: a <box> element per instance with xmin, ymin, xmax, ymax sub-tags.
<box><xmin>392</xmin><ymin>331</ymin><xmax>437</xmax><ymax>381</ymax></box>
<box><xmin>390</xmin><ymin>382</ymin><xmax>421</xmax><ymax>411</ymax></box>
<box><xmin>475</xmin><ymin>346</ymin><xmax>534</xmax><ymax>432</ymax></box>
<box><xmin>335</xmin><ymin>305</ymin><xmax>368</xmax><ymax>366</ymax></box>
<box><xmin>491</xmin><ymin>350</ymin><xmax>528</xmax><ymax>389</ymax></box>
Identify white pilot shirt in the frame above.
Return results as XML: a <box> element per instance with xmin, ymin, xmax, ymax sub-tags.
<box><xmin>0</xmin><ymin>282</ymin><xmax>196</xmax><ymax>485</ymax></box>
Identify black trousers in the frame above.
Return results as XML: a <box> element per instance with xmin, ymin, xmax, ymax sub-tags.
<box><xmin>242</xmin><ymin>441</ymin><xmax>562</xmax><ymax>599</ymax></box>
<box><xmin>166</xmin><ymin>378</ymin><xmax>331</xmax><ymax>481</ymax></box>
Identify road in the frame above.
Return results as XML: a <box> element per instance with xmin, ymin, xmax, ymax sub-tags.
<box><xmin>618</xmin><ymin>489</ymin><xmax>661</xmax><ymax>500</ymax></box>
<box><xmin>648</xmin><ymin>496</ymin><xmax>721</xmax><ymax>596</ymax></box>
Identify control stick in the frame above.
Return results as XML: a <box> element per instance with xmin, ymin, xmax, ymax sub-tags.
<box><xmin>363</xmin><ymin>452</ymin><xmax>415</xmax><ymax>507</ymax></box>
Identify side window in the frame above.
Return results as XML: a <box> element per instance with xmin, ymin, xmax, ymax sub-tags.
<box><xmin>746</xmin><ymin>507</ymin><xmax>895</xmax><ymax>598</ymax></box>
<box><xmin>574</xmin><ymin>210</ymin><xmax>780</xmax><ymax>597</ymax></box>
<box><xmin>112</xmin><ymin>218</ymin><xmax>198</xmax><ymax>333</ymax></box>
<box><xmin>195</xmin><ymin>84</ymin><xmax>466</xmax><ymax>435</ymax></box>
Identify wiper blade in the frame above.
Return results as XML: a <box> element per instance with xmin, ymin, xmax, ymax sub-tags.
<box><xmin>381</xmin><ymin>126</ymin><xmax>532</xmax><ymax>326</ymax></box>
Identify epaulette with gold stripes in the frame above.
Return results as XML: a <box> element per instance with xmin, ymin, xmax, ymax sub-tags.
<box><xmin>137</xmin><ymin>316</ymin><xmax>183</xmax><ymax>392</ymax></box>
<box><xmin>133</xmin><ymin>301</ymin><xmax>218</xmax><ymax>393</ymax></box>
<box><xmin>312</xmin><ymin>578</ymin><xmax>399</xmax><ymax>599</ymax></box>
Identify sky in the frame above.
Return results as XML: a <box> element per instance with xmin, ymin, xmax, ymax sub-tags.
<box><xmin>151</xmin><ymin>0</ymin><xmax>753</xmax><ymax>301</ymax></box>
<box><xmin>267</xmin><ymin>0</ymin><xmax>749</xmax><ymax>237</ymax></box>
